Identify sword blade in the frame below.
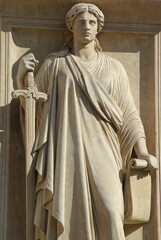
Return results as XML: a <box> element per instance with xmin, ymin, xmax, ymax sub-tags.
<box><xmin>25</xmin><ymin>92</ymin><xmax>36</xmax><ymax>240</ymax></box>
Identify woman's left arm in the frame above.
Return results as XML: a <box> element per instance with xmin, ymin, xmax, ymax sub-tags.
<box><xmin>134</xmin><ymin>138</ymin><xmax>158</xmax><ymax>169</ymax></box>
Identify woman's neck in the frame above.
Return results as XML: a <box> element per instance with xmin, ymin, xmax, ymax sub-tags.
<box><xmin>72</xmin><ymin>40</ymin><xmax>97</xmax><ymax>61</ymax></box>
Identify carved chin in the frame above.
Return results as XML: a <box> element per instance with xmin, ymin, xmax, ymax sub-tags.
<box><xmin>81</xmin><ymin>36</ymin><xmax>94</xmax><ymax>43</ymax></box>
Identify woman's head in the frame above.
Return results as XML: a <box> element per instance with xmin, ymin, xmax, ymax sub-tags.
<box><xmin>66</xmin><ymin>3</ymin><xmax>104</xmax><ymax>33</ymax></box>
<box><xmin>64</xmin><ymin>3</ymin><xmax>104</xmax><ymax>51</ymax></box>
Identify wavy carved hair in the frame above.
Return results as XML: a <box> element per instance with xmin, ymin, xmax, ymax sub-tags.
<box><xmin>63</xmin><ymin>3</ymin><xmax>104</xmax><ymax>52</ymax></box>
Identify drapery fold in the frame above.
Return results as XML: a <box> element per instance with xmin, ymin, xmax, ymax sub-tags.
<box><xmin>31</xmin><ymin>50</ymin><xmax>145</xmax><ymax>240</ymax></box>
<box><xmin>66</xmin><ymin>54</ymin><xmax>123</xmax><ymax>131</ymax></box>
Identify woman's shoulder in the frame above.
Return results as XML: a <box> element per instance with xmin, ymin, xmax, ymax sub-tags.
<box><xmin>45</xmin><ymin>49</ymin><xmax>68</xmax><ymax>60</ymax></box>
<box><xmin>102</xmin><ymin>53</ymin><xmax>125</xmax><ymax>72</ymax></box>
<box><xmin>39</xmin><ymin>49</ymin><xmax>68</xmax><ymax>70</ymax></box>
<box><xmin>101</xmin><ymin>53</ymin><xmax>128</xmax><ymax>84</ymax></box>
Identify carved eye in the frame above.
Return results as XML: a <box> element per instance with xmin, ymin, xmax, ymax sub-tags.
<box><xmin>90</xmin><ymin>20</ymin><xmax>96</xmax><ymax>25</ymax></box>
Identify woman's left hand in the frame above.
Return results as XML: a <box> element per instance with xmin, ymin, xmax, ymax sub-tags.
<box><xmin>138</xmin><ymin>154</ymin><xmax>158</xmax><ymax>170</ymax></box>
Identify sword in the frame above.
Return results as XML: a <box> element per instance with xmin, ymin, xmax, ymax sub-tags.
<box><xmin>12</xmin><ymin>71</ymin><xmax>47</xmax><ymax>240</ymax></box>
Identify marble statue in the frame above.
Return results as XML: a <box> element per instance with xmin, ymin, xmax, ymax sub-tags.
<box><xmin>16</xmin><ymin>3</ymin><xmax>158</xmax><ymax>240</ymax></box>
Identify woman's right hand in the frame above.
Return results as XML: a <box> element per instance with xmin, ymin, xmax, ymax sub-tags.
<box><xmin>17</xmin><ymin>53</ymin><xmax>39</xmax><ymax>88</ymax></box>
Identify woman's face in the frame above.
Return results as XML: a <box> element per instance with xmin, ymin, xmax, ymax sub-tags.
<box><xmin>72</xmin><ymin>11</ymin><xmax>98</xmax><ymax>44</ymax></box>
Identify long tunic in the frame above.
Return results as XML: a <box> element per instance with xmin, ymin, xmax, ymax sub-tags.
<box><xmin>33</xmin><ymin>50</ymin><xmax>145</xmax><ymax>240</ymax></box>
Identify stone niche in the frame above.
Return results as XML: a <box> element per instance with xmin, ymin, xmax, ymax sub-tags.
<box><xmin>0</xmin><ymin>1</ymin><xmax>160</xmax><ymax>240</ymax></box>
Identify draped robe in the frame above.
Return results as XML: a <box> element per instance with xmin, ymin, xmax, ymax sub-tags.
<box><xmin>33</xmin><ymin>50</ymin><xmax>145</xmax><ymax>240</ymax></box>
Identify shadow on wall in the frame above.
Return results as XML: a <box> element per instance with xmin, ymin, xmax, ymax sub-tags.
<box><xmin>8</xmin><ymin>99</ymin><xmax>26</xmax><ymax>240</ymax></box>
<box><xmin>11</xmin><ymin>27</ymin><xmax>69</xmax><ymax>91</ymax></box>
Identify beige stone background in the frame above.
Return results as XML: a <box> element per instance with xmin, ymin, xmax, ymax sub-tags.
<box><xmin>0</xmin><ymin>1</ymin><xmax>161</xmax><ymax>240</ymax></box>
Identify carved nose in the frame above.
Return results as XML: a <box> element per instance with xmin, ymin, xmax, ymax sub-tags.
<box><xmin>84</xmin><ymin>21</ymin><xmax>90</xmax><ymax>30</ymax></box>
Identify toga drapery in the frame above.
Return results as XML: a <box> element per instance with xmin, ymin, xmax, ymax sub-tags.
<box><xmin>33</xmin><ymin>50</ymin><xmax>145</xmax><ymax>240</ymax></box>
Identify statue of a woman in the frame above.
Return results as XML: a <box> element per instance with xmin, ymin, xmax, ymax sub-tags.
<box><xmin>17</xmin><ymin>3</ymin><xmax>158</xmax><ymax>240</ymax></box>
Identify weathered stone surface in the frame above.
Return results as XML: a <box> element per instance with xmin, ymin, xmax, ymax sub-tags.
<box><xmin>0</xmin><ymin>1</ymin><xmax>160</xmax><ymax>240</ymax></box>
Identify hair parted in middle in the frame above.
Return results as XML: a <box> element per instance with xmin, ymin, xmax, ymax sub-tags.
<box><xmin>63</xmin><ymin>3</ymin><xmax>104</xmax><ymax>52</ymax></box>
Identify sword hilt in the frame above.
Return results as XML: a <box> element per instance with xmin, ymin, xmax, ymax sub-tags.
<box><xmin>25</xmin><ymin>71</ymin><xmax>34</xmax><ymax>88</ymax></box>
<box><xmin>12</xmin><ymin>71</ymin><xmax>48</xmax><ymax>102</ymax></box>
